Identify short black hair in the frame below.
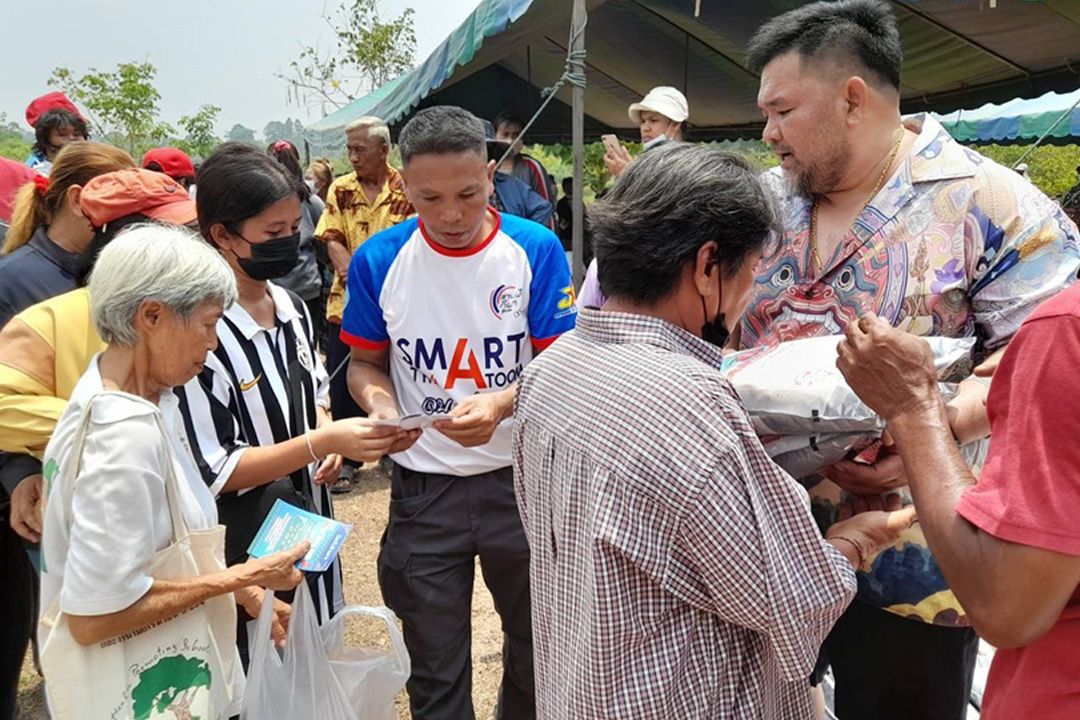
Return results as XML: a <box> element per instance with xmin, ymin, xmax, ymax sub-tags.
<box><xmin>590</xmin><ymin>143</ymin><xmax>778</xmax><ymax>304</ymax></box>
<box><xmin>399</xmin><ymin>106</ymin><xmax>486</xmax><ymax>165</ymax></box>
<box><xmin>493</xmin><ymin>112</ymin><xmax>525</xmax><ymax>132</ymax></box>
<box><xmin>32</xmin><ymin>108</ymin><xmax>90</xmax><ymax>156</ymax></box>
<box><xmin>76</xmin><ymin>214</ymin><xmax>153</xmax><ymax>287</ymax></box>
<box><xmin>747</xmin><ymin>0</ymin><xmax>902</xmax><ymax>91</ymax></box>
<box><xmin>195</xmin><ymin>142</ymin><xmax>305</xmax><ymax>243</ymax></box>
<box><xmin>562</xmin><ymin>177</ymin><xmax>572</xmax><ymax>192</ymax></box>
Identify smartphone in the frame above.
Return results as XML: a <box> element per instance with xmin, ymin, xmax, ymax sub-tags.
<box><xmin>601</xmin><ymin>134</ymin><xmax>621</xmax><ymax>153</ymax></box>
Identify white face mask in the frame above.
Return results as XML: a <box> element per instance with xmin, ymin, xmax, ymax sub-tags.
<box><xmin>643</xmin><ymin>134</ymin><xmax>670</xmax><ymax>151</ymax></box>
<box><xmin>304</xmin><ymin>179</ymin><xmax>316</xmax><ymax>192</ymax></box>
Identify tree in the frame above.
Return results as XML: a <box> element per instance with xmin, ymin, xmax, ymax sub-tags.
<box><xmin>130</xmin><ymin>654</ymin><xmax>211</xmax><ymax>720</ymax></box>
<box><xmin>177</xmin><ymin>104</ymin><xmax>221</xmax><ymax>160</ymax></box>
<box><xmin>49</xmin><ymin>62</ymin><xmax>174</xmax><ymax>155</ymax></box>
<box><xmin>0</xmin><ymin>113</ymin><xmax>31</xmax><ymax>162</ymax></box>
<box><xmin>281</xmin><ymin>0</ymin><xmax>416</xmax><ymax>111</ymax></box>
<box><xmin>263</xmin><ymin>118</ymin><xmax>305</xmax><ymax>146</ymax></box>
<box><xmin>226</xmin><ymin>124</ymin><xmax>257</xmax><ymax>144</ymax></box>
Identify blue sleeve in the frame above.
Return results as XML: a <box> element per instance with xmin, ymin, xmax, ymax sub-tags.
<box><xmin>341</xmin><ymin>220</ymin><xmax>414</xmax><ymax>348</ymax></box>
<box><xmin>524</xmin><ymin>187</ymin><xmax>554</xmax><ymax>225</ymax></box>
<box><xmin>506</xmin><ymin>217</ymin><xmax>577</xmax><ymax>348</ymax></box>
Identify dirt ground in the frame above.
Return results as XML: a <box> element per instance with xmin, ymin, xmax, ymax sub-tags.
<box><xmin>17</xmin><ymin>463</ymin><xmax>504</xmax><ymax>719</ymax></box>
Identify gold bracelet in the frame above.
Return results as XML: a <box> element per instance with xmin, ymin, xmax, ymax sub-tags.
<box><xmin>305</xmin><ymin>430</ymin><xmax>320</xmax><ymax>463</ymax></box>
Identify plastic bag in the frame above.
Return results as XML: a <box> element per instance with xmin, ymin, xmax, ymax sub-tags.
<box><xmin>242</xmin><ymin>583</ymin><xmax>409</xmax><ymax>720</ymax></box>
<box><xmin>721</xmin><ymin>335</ymin><xmax>974</xmax><ymax>436</ymax></box>
<box><xmin>321</xmin><ymin>606</ymin><xmax>411</xmax><ymax>720</ymax></box>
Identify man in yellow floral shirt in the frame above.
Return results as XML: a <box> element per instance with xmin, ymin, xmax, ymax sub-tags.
<box><xmin>316</xmin><ymin>116</ymin><xmax>414</xmax><ymax>492</ymax></box>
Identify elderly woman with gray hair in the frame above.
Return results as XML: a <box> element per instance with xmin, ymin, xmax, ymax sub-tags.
<box><xmin>37</xmin><ymin>226</ymin><xmax>307</xmax><ymax>719</ymax></box>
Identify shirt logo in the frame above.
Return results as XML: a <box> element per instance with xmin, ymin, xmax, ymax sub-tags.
<box><xmin>489</xmin><ymin>284</ymin><xmax>524</xmax><ymax>319</ymax></box>
<box><xmin>296</xmin><ymin>337</ymin><xmax>313</xmax><ymax>373</ymax></box>
<box><xmin>555</xmin><ymin>285</ymin><xmax>578</xmax><ymax>319</ymax></box>
<box><xmin>240</xmin><ymin>374</ymin><xmax>262</xmax><ymax>392</ymax></box>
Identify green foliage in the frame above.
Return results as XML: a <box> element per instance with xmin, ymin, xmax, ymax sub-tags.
<box><xmin>969</xmin><ymin>143</ymin><xmax>1080</xmax><ymax>199</ymax></box>
<box><xmin>282</xmin><ymin>0</ymin><xmax>416</xmax><ymax>111</ymax></box>
<box><xmin>177</xmin><ymin>105</ymin><xmax>222</xmax><ymax>160</ymax></box>
<box><xmin>263</xmin><ymin>118</ymin><xmax>306</xmax><ymax>147</ymax></box>
<box><xmin>130</xmin><ymin>654</ymin><xmax>211</xmax><ymax>720</ymax></box>
<box><xmin>528</xmin><ymin>142</ymin><xmax>625</xmax><ymax>198</ymax></box>
<box><xmin>226</xmin><ymin>124</ymin><xmax>257</xmax><ymax>144</ymax></box>
<box><xmin>49</xmin><ymin>62</ymin><xmax>174</xmax><ymax>156</ymax></box>
<box><xmin>0</xmin><ymin>113</ymin><xmax>30</xmax><ymax>161</ymax></box>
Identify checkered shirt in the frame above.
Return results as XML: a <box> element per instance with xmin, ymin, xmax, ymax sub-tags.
<box><xmin>513</xmin><ymin>308</ymin><xmax>856</xmax><ymax>719</ymax></box>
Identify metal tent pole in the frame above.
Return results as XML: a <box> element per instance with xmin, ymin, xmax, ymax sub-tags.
<box><xmin>571</xmin><ymin>0</ymin><xmax>587</xmax><ymax>288</ymax></box>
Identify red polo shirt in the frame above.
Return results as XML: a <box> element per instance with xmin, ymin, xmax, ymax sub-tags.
<box><xmin>956</xmin><ymin>282</ymin><xmax>1080</xmax><ymax>720</ymax></box>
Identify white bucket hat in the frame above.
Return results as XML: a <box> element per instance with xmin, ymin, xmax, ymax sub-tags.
<box><xmin>628</xmin><ymin>86</ymin><xmax>689</xmax><ymax>124</ymax></box>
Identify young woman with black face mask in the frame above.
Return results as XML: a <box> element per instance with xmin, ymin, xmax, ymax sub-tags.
<box><xmin>181</xmin><ymin>143</ymin><xmax>414</xmax><ymax>666</ymax></box>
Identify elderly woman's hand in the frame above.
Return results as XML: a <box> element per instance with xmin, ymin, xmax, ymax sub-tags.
<box><xmin>241</xmin><ymin>541</ymin><xmax>309</xmax><ymax>591</ymax></box>
<box><xmin>836</xmin><ymin>314</ymin><xmax>940</xmax><ymax>421</ymax></box>
<box><xmin>236</xmin><ymin>586</ymin><xmax>294</xmax><ymax>648</ymax></box>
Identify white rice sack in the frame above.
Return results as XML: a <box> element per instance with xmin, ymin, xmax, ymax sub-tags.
<box><xmin>721</xmin><ymin>335</ymin><xmax>974</xmax><ymax>436</ymax></box>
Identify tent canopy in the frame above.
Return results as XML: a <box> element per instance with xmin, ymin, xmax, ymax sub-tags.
<box><xmin>933</xmin><ymin>88</ymin><xmax>1080</xmax><ymax>145</ymax></box>
<box><xmin>308</xmin><ymin>0</ymin><xmax>1080</xmax><ymax>144</ymax></box>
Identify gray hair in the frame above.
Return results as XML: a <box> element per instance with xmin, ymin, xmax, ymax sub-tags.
<box><xmin>398</xmin><ymin>106</ymin><xmax>485</xmax><ymax>165</ymax></box>
<box><xmin>88</xmin><ymin>224</ymin><xmax>237</xmax><ymax>346</ymax></box>
<box><xmin>591</xmin><ymin>143</ymin><xmax>780</xmax><ymax>304</ymax></box>
<box><xmin>345</xmin><ymin>116</ymin><xmax>391</xmax><ymax>146</ymax></box>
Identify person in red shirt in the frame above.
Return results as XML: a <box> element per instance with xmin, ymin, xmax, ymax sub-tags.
<box><xmin>837</xmin><ymin>285</ymin><xmax>1080</xmax><ymax>720</ymax></box>
<box><xmin>0</xmin><ymin>158</ymin><xmax>38</xmax><ymax>224</ymax></box>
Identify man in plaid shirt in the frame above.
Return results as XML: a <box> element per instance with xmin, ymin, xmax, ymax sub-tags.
<box><xmin>513</xmin><ymin>144</ymin><xmax>915</xmax><ymax>719</ymax></box>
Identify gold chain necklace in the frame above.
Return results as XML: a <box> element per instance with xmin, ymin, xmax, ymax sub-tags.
<box><xmin>810</xmin><ymin>126</ymin><xmax>905</xmax><ymax>273</ymax></box>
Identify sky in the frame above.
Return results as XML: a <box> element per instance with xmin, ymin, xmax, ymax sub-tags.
<box><xmin>3</xmin><ymin>0</ymin><xmax>482</xmax><ymax>138</ymax></box>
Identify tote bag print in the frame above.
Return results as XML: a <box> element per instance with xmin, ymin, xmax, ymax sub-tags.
<box><xmin>129</xmin><ymin>649</ymin><xmax>213</xmax><ymax>720</ymax></box>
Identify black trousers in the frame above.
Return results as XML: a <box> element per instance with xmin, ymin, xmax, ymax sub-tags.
<box><xmin>326</xmin><ymin>322</ymin><xmax>365</xmax><ymax>469</ymax></box>
<box><xmin>0</xmin><ymin>519</ymin><xmax>34</xmax><ymax>719</ymax></box>
<box><xmin>824</xmin><ymin>599</ymin><xmax>979</xmax><ymax>720</ymax></box>
<box><xmin>379</xmin><ymin>464</ymin><xmax>534</xmax><ymax>720</ymax></box>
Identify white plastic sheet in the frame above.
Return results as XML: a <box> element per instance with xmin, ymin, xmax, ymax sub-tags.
<box><xmin>721</xmin><ymin>335</ymin><xmax>975</xmax><ymax>437</ymax></box>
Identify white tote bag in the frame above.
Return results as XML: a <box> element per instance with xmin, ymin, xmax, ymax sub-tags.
<box><xmin>38</xmin><ymin>395</ymin><xmax>239</xmax><ymax>720</ymax></box>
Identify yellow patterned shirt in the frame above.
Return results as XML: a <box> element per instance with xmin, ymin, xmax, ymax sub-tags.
<box><xmin>315</xmin><ymin>167</ymin><xmax>414</xmax><ymax>324</ymax></box>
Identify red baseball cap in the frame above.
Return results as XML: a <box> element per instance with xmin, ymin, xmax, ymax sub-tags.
<box><xmin>79</xmin><ymin>168</ymin><xmax>197</xmax><ymax>227</ymax></box>
<box><xmin>141</xmin><ymin>147</ymin><xmax>196</xmax><ymax>182</ymax></box>
<box><xmin>25</xmin><ymin>91</ymin><xmax>84</xmax><ymax>128</ymax></box>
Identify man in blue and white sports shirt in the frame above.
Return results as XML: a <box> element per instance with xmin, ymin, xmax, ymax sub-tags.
<box><xmin>343</xmin><ymin>106</ymin><xmax>576</xmax><ymax>720</ymax></box>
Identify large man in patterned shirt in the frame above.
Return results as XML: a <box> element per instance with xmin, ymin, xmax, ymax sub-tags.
<box><xmin>743</xmin><ymin>2</ymin><xmax>1080</xmax><ymax>718</ymax></box>
<box><xmin>316</xmin><ymin>116</ymin><xmax>414</xmax><ymax>491</ymax></box>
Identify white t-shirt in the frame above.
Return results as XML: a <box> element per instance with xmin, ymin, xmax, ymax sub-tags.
<box><xmin>39</xmin><ymin>355</ymin><xmax>243</xmax><ymax>713</ymax></box>
<box><xmin>340</xmin><ymin>210</ymin><xmax>577</xmax><ymax>476</ymax></box>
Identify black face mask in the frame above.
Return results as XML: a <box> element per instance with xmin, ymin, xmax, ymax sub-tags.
<box><xmin>700</xmin><ymin>261</ymin><xmax>730</xmax><ymax>348</ymax></box>
<box><xmin>236</xmin><ymin>232</ymin><xmax>301</xmax><ymax>280</ymax></box>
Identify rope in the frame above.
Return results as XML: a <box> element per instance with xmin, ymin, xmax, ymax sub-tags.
<box><xmin>496</xmin><ymin>17</ymin><xmax>588</xmax><ymax>167</ymax></box>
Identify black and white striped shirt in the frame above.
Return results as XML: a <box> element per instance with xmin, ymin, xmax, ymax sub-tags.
<box><xmin>176</xmin><ymin>282</ymin><xmax>340</xmax><ymax>619</ymax></box>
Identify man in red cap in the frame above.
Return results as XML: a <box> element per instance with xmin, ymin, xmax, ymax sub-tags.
<box><xmin>24</xmin><ymin>92</ymin><xmax>89</xmax><ymax>176</ymax></box>
<box><xmin>142</xmin><ymin>147</ymin><xmax>197</xmax><ymax>190</ymax></box>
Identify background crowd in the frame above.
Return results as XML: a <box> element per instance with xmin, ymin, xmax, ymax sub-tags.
<box><xmin>2</xmin><ymin>1</ymin><xmax>1080</xmax><ymax>720</ymax></box>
